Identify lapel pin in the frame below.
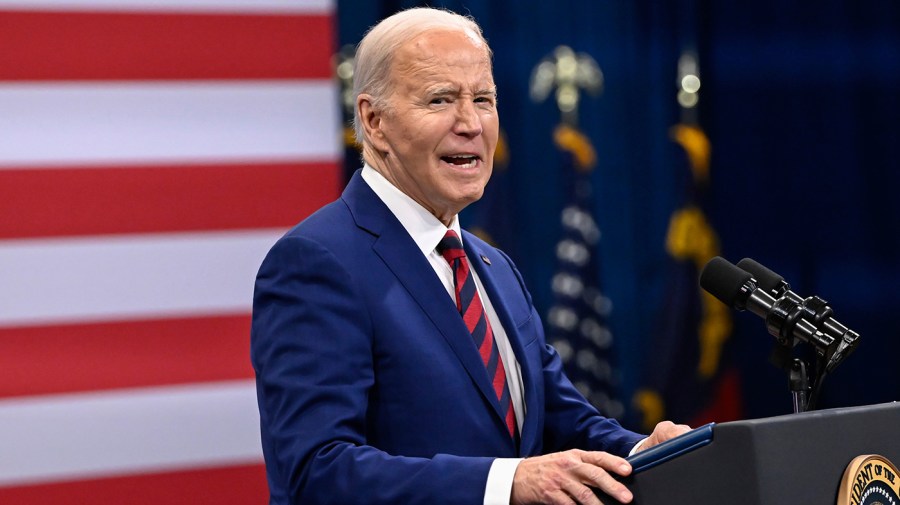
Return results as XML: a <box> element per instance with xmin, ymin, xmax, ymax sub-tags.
<box><xmin>481</xmin><ymin>255</ymin><xmax>491</xmax><ymax>265</ymax></box>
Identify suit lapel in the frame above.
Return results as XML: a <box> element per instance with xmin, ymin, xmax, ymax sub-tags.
<box><xmin>342</xmin><ymin>173</ymin><xmax>509</xmax><ymax>430</ymax></box>
<box><xmin>464</xmin><ymin>235</ymin><xmax>541</xmax><ymax>456</ymax></box>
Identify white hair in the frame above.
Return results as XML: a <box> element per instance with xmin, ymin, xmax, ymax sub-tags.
<box><xmin>351</xmin><ymin>7</ymin><xmax>492</xmax><ymax>143</ymax></box>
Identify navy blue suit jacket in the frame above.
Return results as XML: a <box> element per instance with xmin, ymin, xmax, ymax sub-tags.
<box><xmin>251</xmin><ymin>172</ymin><xmax>643</xmax><ymax>504</ymax></box>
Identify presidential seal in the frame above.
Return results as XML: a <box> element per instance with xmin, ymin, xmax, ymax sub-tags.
<box><xmin>837</xmin><ymin>455</ymin><xmax>900</xmax><ymax>505</ymax></box>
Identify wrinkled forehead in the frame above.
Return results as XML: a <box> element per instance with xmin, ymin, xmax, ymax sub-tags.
<box><xmin>393</xmin><ymin>28</ymin><xmax>492</xmax><ymax>77</ymax></box>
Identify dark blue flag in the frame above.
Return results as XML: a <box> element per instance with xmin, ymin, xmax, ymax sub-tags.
<box><xmin>545</xmin><ymin>124</ymin><xmax>623</xmax><ymax>419</ymax></box>
<box><xmin>632</xmin><ymin>124</ymin><xmax>742</xmax><ymax>431</ymax></box>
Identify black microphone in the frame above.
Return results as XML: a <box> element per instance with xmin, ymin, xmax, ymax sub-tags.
<box><xmin>699</xmin><ymin>257</ymin><xmax>837</xmax><ymax>357</ymax></box>
<box><xmin>736</xmin><ymin>258</ymin><xmax>860</xmax><ymax>372</ymax></box>
<box><xmin>735</xmin><ymin>258</ymin><xmax>800</xmax><ymax>302</ymax></box>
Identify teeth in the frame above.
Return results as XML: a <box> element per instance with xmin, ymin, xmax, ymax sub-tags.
<box><xmin>442</xmin><ymin>154</ymin><xmax>478</xmax><ymax>168</ymax></box>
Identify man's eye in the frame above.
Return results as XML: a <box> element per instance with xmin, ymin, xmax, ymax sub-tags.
<box><xmin>430</xmin><ymin>97</ymin><xmax>449</xmax><ymax>105</ymax></box>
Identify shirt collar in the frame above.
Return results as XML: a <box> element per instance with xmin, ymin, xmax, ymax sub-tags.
<box><xmin>361</xmin><ymin>164</ymin><xmax>462</xmax><ymax>255</ymax></box>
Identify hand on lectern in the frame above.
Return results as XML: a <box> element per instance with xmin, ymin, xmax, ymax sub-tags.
<box><xmin>511</xmin><ymin>449</ymin><xmax>634</xmax><ymax>504</ymax></box>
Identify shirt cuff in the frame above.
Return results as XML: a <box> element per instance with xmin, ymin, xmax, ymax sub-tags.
<box><xmin>484</xmin><ymin>458</ymin><xmax>523</xmax><ymax>505</ymax></box>
<box><xmin>628</xmin><ymin>437</ymin><xmax>648</xmax><ymax>456</ymax></box>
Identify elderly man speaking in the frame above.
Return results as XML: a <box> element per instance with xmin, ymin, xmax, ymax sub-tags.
<box><xmin>251</xmin><ymin>7</ymin><xmax>688</xmax><ymax>505</ymax></box>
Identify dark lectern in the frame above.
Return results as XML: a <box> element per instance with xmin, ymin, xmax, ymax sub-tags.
<box><xmin>615</xmin><ymin>402</ymin><xmax>900</xmax><ymax>505</ymax></box>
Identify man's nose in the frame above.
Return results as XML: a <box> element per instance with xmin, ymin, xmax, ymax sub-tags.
<box><xmin>452</xmin><ymin>100</ymin><xmax>483</xmax><ymax>137</ymax></box>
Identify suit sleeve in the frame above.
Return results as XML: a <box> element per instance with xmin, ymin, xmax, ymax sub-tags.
<box><xmin>251</xmin><ymin>235</ymin><xmax>494</xmax><ymax>505</ymax></box>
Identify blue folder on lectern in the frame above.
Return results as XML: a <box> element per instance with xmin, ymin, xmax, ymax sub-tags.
<box><xmin>626</xmin><ymin>422</ymin><xmax>714</xmax><ymax>474</ymax></box>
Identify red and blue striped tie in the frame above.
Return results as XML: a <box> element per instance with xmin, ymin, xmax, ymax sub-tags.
<box><xmin>437</xmin><ymin>230</ymin><xmax>517</xmax><ymax>440</ymax></box>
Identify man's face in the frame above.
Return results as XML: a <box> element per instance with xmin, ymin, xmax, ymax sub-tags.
<box><xmin>366</xmin><ymin>28</ymin><xmax>499</xmax><ymax>224</ymax></box>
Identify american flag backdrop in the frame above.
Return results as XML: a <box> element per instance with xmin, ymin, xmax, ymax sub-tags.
<box><xmin>0</xmin><ymin>0</ymin><xmax>340</xmax><ymax>502</ymax></box>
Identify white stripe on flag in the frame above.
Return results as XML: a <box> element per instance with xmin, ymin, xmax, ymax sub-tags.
<box><xmin>0</xmin><ymin>0</ymin><xmax>333</xmax><ymax>13</ymax></box>
<box><xmin>0</xmin><ymin>380</ymin><xmax>262</xmax><ymax>487</ymax></box>
<box><xmin>0</xmin><ymin>229</ymin><xmax>284</xmax><ymax>327</ymax></box>
<box><xmin>0</xmin><ymin>80</ymin><xmax>340</xmax><ymax>168</ymax></box>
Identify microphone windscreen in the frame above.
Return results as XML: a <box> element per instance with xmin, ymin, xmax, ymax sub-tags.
<box><xmin>737</xmin><ymin>258</ymin><xmax>783</xmax><ymax>294</ymax></box>
<box><xmin>699</xmin><ymin>256</ymin><xmax>754</xmax><ymax>308</ymax></box>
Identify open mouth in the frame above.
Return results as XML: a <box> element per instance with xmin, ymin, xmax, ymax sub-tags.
<box><xmin>440</xmin><ymin>154</ymin><xmax>479</xmax><ymax>168</ymax></box>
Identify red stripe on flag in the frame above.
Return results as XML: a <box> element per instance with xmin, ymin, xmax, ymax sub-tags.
<box><xmin>0</xmin><ymin>161</ymin><xmax>341</xmax><ymax>239</ymax></box>
<box><xmin>0</xmin><ymin>463</ymin><xmax>268</xmax><ymax>504</ymax></box>
<box><xmin>0</xmin><ymin>11</ymin><xmax>333</xmax><ymax>80</ymax></box>
<box><xmin>0</xmin><ymin>315</ymin><xmax>254</xmax><ymax>398</ymax></box>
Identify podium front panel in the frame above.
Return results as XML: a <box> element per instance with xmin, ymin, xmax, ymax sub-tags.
<box><xmin>625</xmin><ymin>402</ymin><xmax>900</xmax><ymax>505</ymax></box>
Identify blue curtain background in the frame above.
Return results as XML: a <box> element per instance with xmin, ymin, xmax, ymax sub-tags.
<box><xmin>336</xmin><ymin>0</ymin><xmax>900</xmax><ymax>427</ymax></box>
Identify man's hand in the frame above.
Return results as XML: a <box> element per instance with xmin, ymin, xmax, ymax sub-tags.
<box><xmin>510</xmin><ymin>449</ymin><xmax>633</xmax><ymax>505</ymax></box>
<box><xmin>636</xmin><ymin>421</ymin><xmax>692</xmax><ymax>452</ymax></box>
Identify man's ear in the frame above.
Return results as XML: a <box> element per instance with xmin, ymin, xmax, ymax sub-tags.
<box><xmin>357</xmin><ymin>94</ymin><xmax>389</xmax><ymax>152</ymax></box>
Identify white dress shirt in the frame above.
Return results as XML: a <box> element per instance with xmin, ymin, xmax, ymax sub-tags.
<box><xmin>361</xmin><ymin>165</ymin><xmax>524</xmax><ymax>505</ymax></box>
